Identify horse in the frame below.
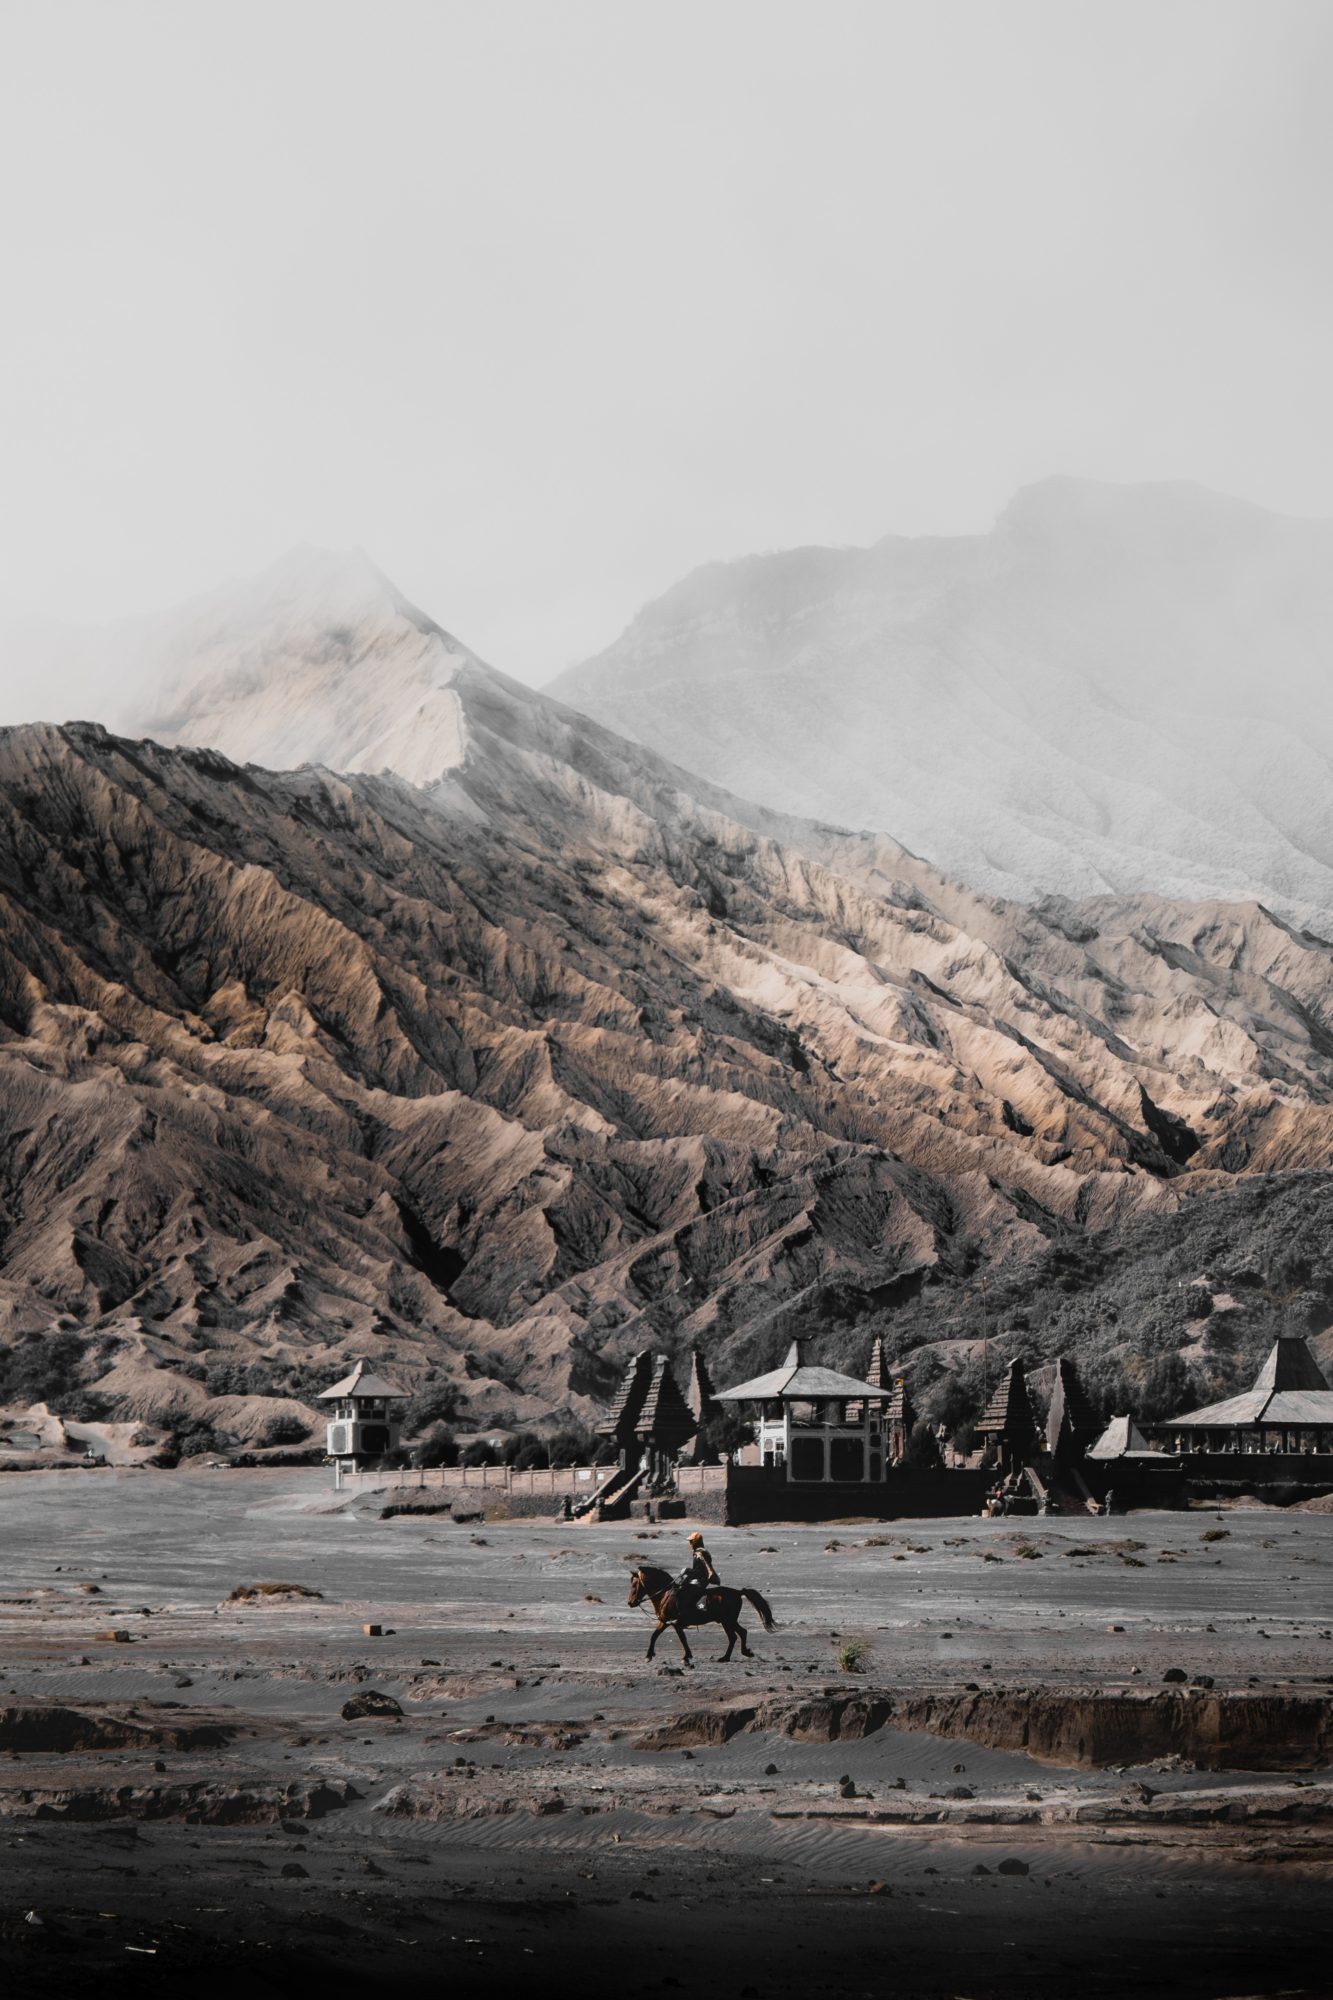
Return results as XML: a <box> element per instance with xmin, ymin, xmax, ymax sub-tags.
<box><xmin>626</xmin><ymin>1563</ymin><xmax>776</xmax><ymax>1665</ymax></box>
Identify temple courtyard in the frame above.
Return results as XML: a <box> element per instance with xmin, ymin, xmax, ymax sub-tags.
<box><xmin>1</xmin><ymin>1469</ymin><xmax>1331</xmax><ymax>1996</ymax></box>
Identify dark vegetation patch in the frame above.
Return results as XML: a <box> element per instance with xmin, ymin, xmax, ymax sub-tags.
<box><xmin>0</xmin><ymin>1330</ymin><xmax>111</xmax><ymax>1420</ymax></box>
<box><xmin>803</xmin><ymin>1172</ymin><xmax>1333</xmax><ymax>1433</ymax></box>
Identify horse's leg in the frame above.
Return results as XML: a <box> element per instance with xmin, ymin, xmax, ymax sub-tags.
<box><xmin>676</xmin><ymin>1622</ymin><xmax>694</xmax><ymax>1666</ymax></box>
<box><xmin>647</xmin><ymin>1619</ymin><xmax>663</xmax><ymax>1661</ymax></box>
<box><xmin>718</xmin><ymin>1621</ymin><xmax>737</xmax><ymax>1662</ymax></box>
<box><xmin>737</xmin><ymin>1620</ymin><xmax>753</xmax><ymax>1658</ymax></box>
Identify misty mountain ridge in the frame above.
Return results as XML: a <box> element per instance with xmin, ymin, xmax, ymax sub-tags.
<box><xmin>3</xmin><ymin>630</ymin><xmax>1333</xmax><ymax>1431</ymax></box>
<box><xmin>552</xmin><ymin>475</ymin><xmax>1333</xmax><ymax>929</ymax></box>
<box><xmin>3</xmin><ymin>481</ymin><xmax>1333</xmax><ymax>1432</ymax></box>
<box><xmin>8</xmin><ymin>474</ymin><xmax>1332</xmax><ymax>935</ymax></box>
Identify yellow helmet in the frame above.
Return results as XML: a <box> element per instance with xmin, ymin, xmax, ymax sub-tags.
<box><xmin>688</xmin><ymin>1531</ymin><xmax>704</xmax><ymax>1545</ymax></box>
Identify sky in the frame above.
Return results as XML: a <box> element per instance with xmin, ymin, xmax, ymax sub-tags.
<box><xmin>0</xmin><ymin>0</ymin><xmax>1330</xmax><ymax>689</ymax></box>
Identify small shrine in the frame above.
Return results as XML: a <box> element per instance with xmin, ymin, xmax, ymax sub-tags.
<box><xmin>680</xmin><ymin>1346</ymin><xmax>719</xmax><ymax>1464</ymax></box>
<box><xmin>974</xmin><ymin>1357</ymin><xmax>1037</xmax><ymax>1475</ymax></box>
<box><xmin>320</xmin><ymin>1361</ymin><xmax>408</xmax><ymax>1468</ymax></box>
<box><xmin>1045</xmin><ymin>1357</ymin><xmax>1099</xmax><ymax>1465</ymax></box>
<box><xmin>859</xmin><ymin>1337</ymin><xmax>916</xmax><ymax>1463</ymax></box>
<box><xmin>715</xmin><ymin>1337</ymin><xmax>890</xmax><ymax>1483</ymax></box>
<box><xmin>597</xmin><ymin>1350</ymin><xmax>698</xmax><ymax>1485</ymax></box>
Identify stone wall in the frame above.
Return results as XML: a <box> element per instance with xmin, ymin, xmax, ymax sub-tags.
<box><xmin>723</xmin><ymin>1465</ymin><xmax>989</xmax><ymax>1523</ymax></box>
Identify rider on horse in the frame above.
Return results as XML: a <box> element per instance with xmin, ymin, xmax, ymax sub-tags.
<box><xmin>675</xmin><ymin>1530</ymin><xmax>719</xmax><ymax>1621</ymax></box>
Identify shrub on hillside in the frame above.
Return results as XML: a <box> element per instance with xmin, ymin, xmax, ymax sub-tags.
<box><xmin>0</xmin><ymin>1330</ymin><xmax>94</xmax><ymax>1412</ymax></box>
<box><xmin>404</xmin><ymin>1380</ymin><xmax>464</xmax><ymax>1435</ymax></box>
<box><xmin>416</xmin><ymin>1424</ymin><xmax>458</xmax><ymax>1467</ymax></box>
<box><xmin>259</xmin><ymin>1412</ymin><xmax>310</xmax><ymax>1447</ymax></box>
<box><xmin>548</xmin><ymin>1425</ymin><xmax>598</xmax><ymax>1466</ymax></box>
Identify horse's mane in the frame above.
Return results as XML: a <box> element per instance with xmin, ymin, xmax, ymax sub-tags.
<box><xmin>635</xmin><ymin>1563</ymin><xmax>674</xmax><ymax>1590</ymax></box>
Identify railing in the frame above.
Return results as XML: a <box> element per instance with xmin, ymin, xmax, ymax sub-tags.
<box><xmin>673</xmin><ymin>1466</ymin><xmax>728</xmax><ymax>1493</ymax></box>
<box><xmin>341</xmin><ymin>1463</ymin><xmax>605</xmax><ymax>1495</ymax></box>
<box><xmin>340</xmin><ymin>1460</ymin><xmax>732</xmax><ymax>1498</ymax></box>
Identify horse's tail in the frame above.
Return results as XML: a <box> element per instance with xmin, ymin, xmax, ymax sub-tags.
<box><xmin>742</xmin><ymin>1586</ymin><xmax>776</xmax><ymax>1631</ymax></box>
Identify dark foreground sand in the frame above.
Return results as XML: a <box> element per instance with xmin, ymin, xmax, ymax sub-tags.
<box><xmin>2</xmin><ymin>1470</ymin><xmax>1332</xmax><ymax>1998</ymax></box>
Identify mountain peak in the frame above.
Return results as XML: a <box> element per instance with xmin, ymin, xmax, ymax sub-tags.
<box><xmin>126</xmin><ymin>548</ymin><xmax>482</xmax><ymax>784</ymax></box>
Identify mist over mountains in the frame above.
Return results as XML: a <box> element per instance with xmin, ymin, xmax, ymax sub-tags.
<box><xmin>553</xmin><ymin>478</ymin><xmax>1333</xmax><ymax>929</ymax></box>
<box><xmin>2</xmin><ymin>476</ymin><xmax>1333</xmax><ymax>1433</ymax></box>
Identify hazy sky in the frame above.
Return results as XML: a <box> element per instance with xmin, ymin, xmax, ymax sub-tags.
<box><xmin>1</xmin><ymin>0</ymin><xmax>1330</xmax><ymax>685</ymax></box>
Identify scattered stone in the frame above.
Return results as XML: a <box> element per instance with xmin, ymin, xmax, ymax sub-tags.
<box><xmin>280</xmin><ymin>1862</ymin><xmax>309</xmax><ymax>1878</ymax></box>
<box><xmin>1162</xmin><ymin>1667</ymin><xmax>1188</xmax><ymax>1684</ymax></box>
<box><xmin>340</xmin><ymin>1690</ymin><xmax>403</xmax><ymax>1721</ymax></box>
<box><xmin>362</xmin><ymin>1624</ymin><xmax>383</xmax><ymax>1638</ymax></box>
<box><xmin>93</xmin><ymin>1631</ymin><xmax>133</xmax><ymax>1645</ymax></box>
<box><xmin>227</xmin><ymin>1583</ymin><xmax>323</xmax><ymax>1602</ymax></box>
<box><xmin>997</xmin><ymin>1858</ymin><xmax>1030</xmax><ymax>1876</ymax></box>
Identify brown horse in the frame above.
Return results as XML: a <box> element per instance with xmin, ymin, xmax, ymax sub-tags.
<box><xmin>626</xmin><ymin>1563</ymin><xmax>776</xmax><ymax>1665</ymax></box>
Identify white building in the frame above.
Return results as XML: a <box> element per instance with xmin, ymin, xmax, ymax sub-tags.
<box><xmin>320</xmin><ymin>1361</ymin><xmax>408</xmax><ymax>1467</ymax></box>
<box><xmin>714</xmin><ymin>1338</ymin><xmax>890</xmax><ymax>1483</ymax></box>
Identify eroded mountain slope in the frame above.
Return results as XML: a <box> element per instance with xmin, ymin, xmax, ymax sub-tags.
<box><xmin>2</xmin><ymin>666</ymin><xmax>1333</xmax><ymax>1425</ymax></box>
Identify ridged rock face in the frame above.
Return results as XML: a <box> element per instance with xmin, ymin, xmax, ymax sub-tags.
<box><xmin>551</xmin><ymin>477</ymin><xmax>1333</xmax><ymax>930</ymax></box>
<box><xmin>4</xmin><ymin>630</ymin><xmax>1333</xmax><ymax>1421</ymax></box>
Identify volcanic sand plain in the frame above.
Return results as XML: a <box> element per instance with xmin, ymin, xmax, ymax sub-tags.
<box><xmin>2</xmin><ymin>1469</ymin><xmax>1332</xmax><ymax>1998</ymax></box>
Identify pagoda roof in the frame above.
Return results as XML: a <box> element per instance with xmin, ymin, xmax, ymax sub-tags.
<box><xmin>884</xmin><ymin>1375</ymin><xmax>913</xmax><ymax>1423</ymax></box>
<box><xmin>1167</xmin><ymin>1338</ymin><xmax>1333</xmax><ymax>1429</ymax></box>
<box><xmin>716</xmin><ymin>1339</ymin><xmax>888</xmax><ymax>1405</ymax></box>
<box><xmin>974</xmin><ymin>1358</ymin><xmax>1037</xmax><ymax>1438</ymax></box>
<box><xmin>685</xmin><ymin>1346</ymin><xmax>717</xmax><ymax>1421</ymax></box>
<box><xmin>319</xmin><ymin>1360</ymin><xmax>408</xmax><ymax>1401</ymax></box>
<box><xmin>1169</xmin><ymin>1388</ymin><xmax>1333</xmax><ymax>1428</ymax></box>
<box><xmin>1046</xmin><ymin>1357</ymin><xmax>1099</xmax><ymax>1455</ymax></box>
<box><xmin>635</xmin><ymin>1356</ymin><xmax>698</xmax><ymax>1449</ymax></box>
<box><xmin>1253</xmin><ymin>1335</ymin><xmax>1330</xmax><ymax>1394</ymax></box>
<box><xmin>597</xmin><ymin>1350</ymin><xmax>653</xmax><ymax>1438</ymax></box>
<box><xmin>1087</xmin><ymin>1414</ymin><xmax>1158</xmax><ymax>1460</ymax></box>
